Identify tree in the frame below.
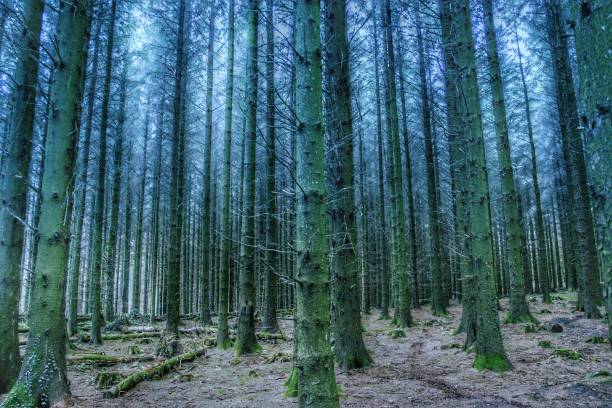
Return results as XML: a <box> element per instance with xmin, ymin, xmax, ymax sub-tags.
<box><xmin>235</xmin><ymin>0</ymin><xmax>260</xmax><ymax>356</ymax></box>
<box><xmin>216</xmin><ymin>0</ymin><xmax>235</xmax><ymax>350</ymax></box>
<box><xmin>167</xmin><ymin>0</ymin><xmax>187</xmax><ymax>335</ymax></box>
<box><xmin>545</xmin><ymin>0</ymin><xmax>602</xmax><ymax>317</ymax></box>
<box><xmin>481</xmin><ymin>0</ymin><xmax>536</xmax><ymax>317</ymax></box>
<box><xmin>371</xmin><ymin>2</ymin><xmax>390</xmax><ymax>319</ymax></box>
<box><xmin>324</xmin><ymin>0</ymin><xmax>372</xmax><ymax>370</ymax></box>
<box><xmin>570</xmin><ymin>0</ymin><xmax>611</xmax><ymax>340</ymax></box>
<box><xmin>0</xmin><ymin>0</ymin><xmax>44</xmax><ymax>391</ymax></box>
<box><xmin>415</xmin><ymin>6</ymin><xmax>445</xmax><ymax>315</ymax></box>
<box><xmin>90</xmin><ymin>0</ymin><xmax>118</xmax><ymax>344</ymax></box>
<box><xmin>1</xmin><ymin>0</ymin><xmax>92</xmax><ymax>404</ymax></box>
<box><xmin>450</xmin><ymin>0</ymin><xmax>510</xmax><ymax>372</ymax></box>
<box><xmin>382</xmin><ymin>0</ymin><xmax>412</xmax><ymax>327</ymax></box>
<box><xmin>292</xmin><ymin>0</ymin><xmax>339</xmax><ymax>404</ymax></box>
<box><xmin>262</xmin><ymin>0</ymin><xmax>279</xmax><ymax>334</ymax></box>
<box><xmin>200</xmin><ymin>1</ymin><xmax>216</xmax><ymax>326</ymax></box>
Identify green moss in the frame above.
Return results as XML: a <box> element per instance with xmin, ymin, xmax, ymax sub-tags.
<box><xmin>387</xmin><ymin>329</ymin><xmax>406</xmax><ymax>339</ymax></box>
<box><xmin>524</xmin><ymin>324</ymin><xmax>539</xmax><ymax>333</ymax></box>
<box><xmin>1</xmin><ymin>382</ymin><xmax>35</xmax><ymax>408</ymax></box>
<box><xmin>552</xmin><ymin>348</ymin><xmax>583</xmax><ymax>360</ymax></box>
<box><xmin>538</xmin><ymin>340</ymin><xmax>552</xmax><ymax>348</ymax></box>
<box><xmin>283</xmin><ymin>367</ymin><xmax>298</xmax><ymax>398</ymax></box>
<box><xmin>503</xmin><ymin>314</ymin><xmax>538</xmax><ymax>324</ymax></box>
<box><xmin>473</xmin><ymin>353</ymin><xmax>511</xmax><ymax>372</ymax></box>
<box><xmin>586</xmin><ymin>336</ymin><xmax>607</xmax><ymax>344</ymax></box>
<box><xmin>233</xmin><ymin>341</ymin><xmax>262</xmax><ymax>356</ymax></box>
<box><xmin>587</xmin><ymin>370</ymin><xmax>610</xmax><ymax>378</ymax></box>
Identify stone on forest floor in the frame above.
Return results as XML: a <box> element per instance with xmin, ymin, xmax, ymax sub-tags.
<box><xmin>550</xmin><ymin>323</ymin><xmax>564</xmax><ymax>333</ymax></box>
<box><xmin>524</xmin><ymin>324</ymin><xmax>540</xmax><ymax>333</ymax></box>
<box><xmin>265</xmin><ymin>352</ymin><xmax>292</xmax><ymax>363</ymax></box>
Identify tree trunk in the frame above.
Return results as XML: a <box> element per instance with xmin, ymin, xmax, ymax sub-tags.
<box><xmin>324</xmin><ymin>0</ymin><xmax>372</xmax><ymax>370</ymax></box>
<box><xmin>1</xmin><ymin>0</ymin><xmax>91</xmax><ymax>404</ymax></box>
<box><xmin>482</xmin><ymin>0</ymin><xmax>535</xmax><ymax>318</ymax></box>
<box><xmin>292</xmin><ymin>0</ymin><xmax>339</xmax><ymax>404</ymax></box>
<box><xmin>216</xmin><ymin>0</ymin><xmax>235</xmax><ymax>350</ymax></box>
<box><xmin>450</xmin><ymin>0</ymin><xmax>510</xmax><ymax>372</ymax></box>
<box><xmin>0</xmin><ymin>0</ymin><xmax>44</xmax><ymax>391</ymax></box>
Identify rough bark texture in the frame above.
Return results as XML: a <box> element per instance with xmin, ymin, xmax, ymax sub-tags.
<box><xmin>166</xmin><ymin>0</ymin><xmax>187</xmax><ymax>335</ymax></box>
<box><xmin>481</xmin><ymin>0</ymin><xmax>534</xmax><ymax>320</ymax></box>
<box><xmin>216</xmin><ymin>0</ymin><xmax>235</xmax><ymax>350</ymax></box>
<box><xmin>236</xmin><ymin>0</ymin><xmax>260</xmax><ymax>356</ymax></box>
<box><xmin>200</xmin><ymin>2</ymin><xmax>215</xmax><ymax>326</ymax></box>
<box><xmin>0</xmin><ymin>0</ymin><xmax>44</xmax><ymax>392</ymax></box>
<box><xmin>545</xmin><ymin>0</ymin><xmax>602</xmax><ymax>317</ymax></box>
<box><xmin>382</xmin><ymin>0</ymin><xmax>412</xmax><ymax>328</ymax></box>
<box><xmin>324</xmin><ymin>0</ymin><xmax>372</xmax><ymax>370</ymax></box>
<box><xmin>1</xmin><ymin>0</ymin><xmax>91</xmax><ymax>405</ymax></box>
<box><xmin>262</xmin><ymin>0</ymin><xmax>279</xmax><ymax>334</ymax></box>
<box><xmin>416</xmin><ymin>9</ymin><xmax>445</xmax><ymax>316</ymax></box>
<box><xmin>293</xmin><ymin>0</ymin><xmax>340</xmax><ymax>405</ymax></box>
<box><xmin>450</xmin><ymin>0</ymin><xmax>510</xmax><ymax>372</ymax></box>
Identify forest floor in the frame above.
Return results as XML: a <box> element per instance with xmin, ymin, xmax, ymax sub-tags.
<box><xmin>4</xmin><ymin>291</ymin><xmax>611</xmax><ymax>407</ymax></box>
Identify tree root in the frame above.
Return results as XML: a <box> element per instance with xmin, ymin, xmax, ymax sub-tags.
<box><xmin>103</xmin><ymin>347</ymin><xmax>207</xmax><ymax>398</ymax></box>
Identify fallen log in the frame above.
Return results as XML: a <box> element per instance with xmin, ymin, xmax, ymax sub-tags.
<box><xmin>103</xmin><ymin>347</ymin><xmax>207</xmax><ymax>398</ymax></box>
<box><xmin>75</xmin><ymin>332</ymin><xmax>162</xmax><ymax>343</ymax></box>
<box><xmin>67</xmin><ymin>354</ymin><xmax>155</xmax><ymax>366</ymax></box>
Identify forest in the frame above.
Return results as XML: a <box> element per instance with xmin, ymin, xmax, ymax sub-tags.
<box><xmin>0</xmin><ymin>0</ymin><xmax>609</xmax><ymax>406</ymax></box>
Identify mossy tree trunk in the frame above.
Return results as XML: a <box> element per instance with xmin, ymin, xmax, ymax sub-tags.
<box><xmin>416</xmin><ymin>8</ymin><xmax>445</xmax><ymax>315</ymax></box>
<box><xmin>236</xmin><ymin>0</ymin><xmax>260</xmax><ymax>356</ymax></box>
<box><xmin>167</xmin><ymin>0</ymin><xmax>187</xmax><ymax>335</ymax></box>
<box><xmin>1</xmin><ymin>0</ymin><xmax>91</xmax><ymax>405</ymax></box>
<box><xmin>381</xmin><ymin>0</ymin><xmax>412</xmax><ymax>327</ymax></box>
<box><xmin>371</xmin><ymin>5</ymin><xmax>390</xmax><ymax>319</ymax></box>
<box><xmin>324</xmin><ymin>0</ymin><xmax>372</xmax><ymax>370</ymax></box>
<box><xmin>481</xmin><ymin>0</ymin><xmax>535</xmax><ymax>318</ymax></box>
<box><xmin>292</xmin><ymin>0</ymin><xmax>340</xmax><ymax>405</ymax></box>
<box><xmin>262</xmin><ymin>0</ymin><xmax>279</xmax><ymax>334</ymax></box>
<box><xmin>0</xmin><ymin>0</ymin><xmax>44</xmax><ymax>392</ymax></box>
<box><xmin>216</xmin><ymin>0</ymin><xmax>235</xmax><ymax>350</ymax></box>
<box><xmin>450</xmin><ymin>0</ymin><xmax>510</xmax><ymax>372</ymax></box>
<box><xmin>200</xmin><ymin>2</ymin><xmax>215</xmax><ymax>326</ymax></box>
<box><xmin>571</xmin><ymin>0</ymin><xmax>611</xmax><ymax>332</ymax></box>
<box><xmin>90</xmin><ymin>0</ymin><xmax>118</xmax><ymax>344</ymax></box>
<box><xmin>545</xmin><ymin>0</ymin><xmax>602</xmax><ymax>317</ymax></box>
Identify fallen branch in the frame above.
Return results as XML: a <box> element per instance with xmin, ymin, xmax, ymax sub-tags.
<box><xmin>67</xmin><ymin>354</ymin><xmax>155</xmax><ymax>366</ymax></box>
<box><xmin>103</xmin><ymin>347</ymin><xmax>207</xmax><ymax>398</ymax></box>
<box><xmin>74</xmin><ymin>332</ymin><xmax>162</xmax><ymax>343</ymax></box>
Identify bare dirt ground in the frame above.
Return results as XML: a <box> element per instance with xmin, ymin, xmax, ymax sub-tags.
<box><xmin>4</xmin><ymin>292</ymin><xmax>611</xmax><ymax>407</ymax></box>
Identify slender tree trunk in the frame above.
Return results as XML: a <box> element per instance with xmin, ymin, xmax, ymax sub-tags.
<box><xmin>415</xmin><ymin>8</ymin><xmax>445</xmax><ymax>315</ymax></box>
<box><xmin>450</xmin><ymin>0</ymin><xmax>510</xmax><ymax>371</ymax></box>
<box><xmin>545</xmin><ymin>0</ymin><xmax>602</xmax><ymax>317</ymax></box>
<box><xmin>199</xmin><ymin>3</ymin><xmax>215</xmax><ymax>326</ymax></box>
<box><xmin>482</xmin><ymin>0</ymin><xmax>535</xmax><ymax>318</ymax></box>
<box><xmin>0</xmin><ymin>0</ymin><xmax>44</xmax><ymax>391</ymax></box>
<box><xmin>90</xmin><ymin>0</ymin><xmax>118</xmax><ymax>344</ymax></box>
<box><xmin>262</xmin><ymin>0</ymin><xmax>279</xmax><ymax>333</ymax></box>
<box><xmin>324</xmin><ymin>0</ymin><xmax>372</xmax><ymax>370</ymax></box>
<box><xmin>216</xmin><ymin>0</ymin><xmax>235</xmax><ymax>349</ymax></box>
<box><xmin>166</xmin><ymin>0</ymin><xmax>187</xmax><ymax>335</ymax></box>
<box><xmin>371</xmin><ymin>4</ymin><xmax>390</xmax><ymax>320</ymax></box>
<box><xmin>382</xmin><ymin>0</ymin><xmax>412</xmax><ymax>327</ymax></box>
<box><xmin>571</xmin><ymin>0</ymin><xmax>610</xmax><ymax>329</ymax></box>
<box><xmin>236</xmin><ymin>0</ymin><xmax>260</xmax><ymax>355</ymax></box>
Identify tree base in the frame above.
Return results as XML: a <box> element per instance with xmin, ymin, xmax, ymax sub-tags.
<box><xmin>473</xmin><ymin>353</ymin><xmax>511</xmax><ymax>372</ymax></box>
<box><xmin>284</xmin><ymin>367</ymin><xmax>298</xmax><ymax>398</ymax></box>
